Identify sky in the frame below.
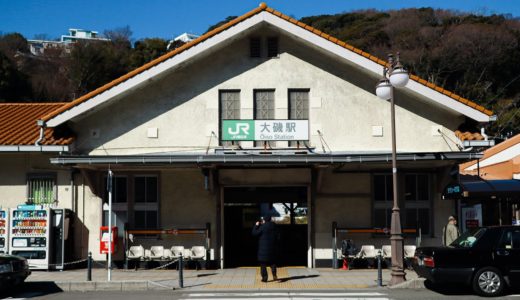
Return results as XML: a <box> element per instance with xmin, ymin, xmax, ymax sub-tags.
<box><xmin>1</xmin><ymin>0</ymin><xmax>519</xmax><ymax>42</ymax></box>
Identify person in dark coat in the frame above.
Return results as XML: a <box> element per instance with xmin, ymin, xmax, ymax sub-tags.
<box><xmin>252</xmin><ymin>215</ymin><xmax>278</xmax><ymax>282</ymax></box>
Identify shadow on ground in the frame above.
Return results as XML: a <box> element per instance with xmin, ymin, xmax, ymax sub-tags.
<box><xmin>196</xmin><ymin>273</ymin><xmax>218</xmax><ymax>278</ymax></box>
<box><xmin>0</xmin><ymin>281</ymin><xmax>62</xmax><ymax>299</ymax></box>
<box><xmin>423</xmin><ymin>280</ymin><xmax>472</xmax><ymax>295</ymax></box>
<box><xmin>424</xmin><ymin>280</ymin><xmax>520</xmax><ymax>297</ymax></box>
<box><xmin>277</xmin><ymin>274</ymin><xmax>320</xmax><ymax>283</ymax></box>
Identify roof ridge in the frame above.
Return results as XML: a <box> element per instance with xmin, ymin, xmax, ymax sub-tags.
<box><xmin>39</xmin><ymin>2</ymin><xmax>492</xmax><ymax>124</ymax></box>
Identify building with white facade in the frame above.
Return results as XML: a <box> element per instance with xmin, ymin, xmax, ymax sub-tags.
<box><xmin>1</xmin><ymin>4</ymin><xmax>496</xmax><ymax>268</ymax></box>
<box><xmin>28</xmin><ymin>28</ymin><xmax>109</xmax><ymax>56</ymax></box>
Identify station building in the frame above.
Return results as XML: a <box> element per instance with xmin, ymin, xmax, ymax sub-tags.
<box><xmin>0</xmin><ymin>4</ymin><xmax>495</xmax><ymax>268</ymax></box>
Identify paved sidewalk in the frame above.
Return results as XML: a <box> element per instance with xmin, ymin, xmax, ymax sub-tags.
<box><xmin>26</xmin><ymin>267</ymin><xmax>422</xmax><ymax>291</ymax></box>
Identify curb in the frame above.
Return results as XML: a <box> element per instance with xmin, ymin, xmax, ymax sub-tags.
<box><xmin>52</xmin><ymin>280</ymin><xmax>426</xmax><ymax>292</ymax></box>
<box><xmin>55</xmin><ymin>281</ymin><xmax>173</xmax><ymax>292</ymax></box>
<box><xmin>387</xmin><ymin>278</ymin><xmax>426</xmax><ymax>289</ymax></box>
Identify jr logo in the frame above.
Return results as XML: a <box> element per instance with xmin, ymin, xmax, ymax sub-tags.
<box><xmin>227</xmin><ymin>123</ymin><xmax>250</xmax><ymax>135</ymax></box>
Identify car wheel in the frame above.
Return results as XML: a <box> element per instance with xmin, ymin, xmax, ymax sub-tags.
<box><xmin>472</xmin><ymin>267</ymin><xmax>505</xmax><ymax>297</ymax></box>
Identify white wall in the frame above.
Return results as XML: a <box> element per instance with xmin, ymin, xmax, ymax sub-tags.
<box><xmin>69</xmin><ymin>27</ymin><xmax>463</xmax><ymax>156</ymax></box>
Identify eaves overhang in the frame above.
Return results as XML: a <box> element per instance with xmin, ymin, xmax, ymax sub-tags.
<box><xmin>0</xmin><ymin>145</ymin><xmax>70</xmax><ymax>153</ymax></box>
<box><xmin>50</xmin><ymin>152</ymin><xmax>483</xmax><ymax>166</ymax></box>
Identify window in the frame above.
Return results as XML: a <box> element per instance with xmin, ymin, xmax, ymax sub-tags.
<box><xmin>103</xmin><ymin>174</ymin><xmax>159</xmax><ymax>230</ymax></box>
<box><xmin>134</xmin><ymin>176</ymin><xmax>158</xmax><ymax>230</ymax></box>
<box><xmin>373</xmin><ymin>174</ymin><xmax>393</xmax><ymax>229</ymax></box>
<box><xmin>288</xmin><ymin>89</ymin><xmax>309</xmax><ymax>147</ymax></box>
<box><xmin>250</xmin><ymin>37</ymin><xmax>261</xmax><ymax>58</ymax></box>
<box><xmin>499</xmin><ymin>229</ymin><xmax>520</xmax><ymax>249</ymax></box>
<box><xmin>219</xmin><ymin>90</ymin><xmax>240</xmax><ymax>147</ymax></box>
<box><xmin>404</xmin><ymin>174</ymin><xmax>431</xmax><ymax>234</ymax></box>
<box><xmin>27</xmin><ymin>174</ymin><xmax>56</xmax><ymax>205</ymax></box>
<box><xmin>373</xmin><ymin>173</ymin><xmax>431</xmax><ymax>234</ymax></box>
<box><xmin>103</xmin><ymin>176</ymin><xmax>129</xmax><ymax>226</ymax></box>
<box><xmin>254</xmin><ymin>89</ymin><xmax>275</xmax><ymax>147</ymax></box>
<box><xmin>267</xmin><ymin>37</ymin><xmax>279</xmax><ymax>58</ymax></box>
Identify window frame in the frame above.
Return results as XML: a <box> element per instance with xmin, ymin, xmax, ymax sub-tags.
<box><xmin>218</xmin><ymin>89</ymin><xmax>241</xmax><ymax>147</ymax></box>
<box><xmin>288</xmin><ymin>89</ymin><xmax>310</xmax><ymax>147</ymax></box>
<box><xmin>254</xmin><ymin>89</ymin><xmax>276</xmax><ymax>148</ymax></box>
<box><xmin>372</xmin><ymin>172</ymin><xmax>432</xmax><ymax>236</ymax></box>
<box><xmin>102</xmin><ymin>173</ymin><xmax>160</xmax><ymax>233</ymax></box>
<box><xmin>26</xmin><ymin>173</ymin><xmax>57</xmax><ymax>205</ymax></box>
<box><xmin>266</xmin><ymin>36</ymin><xmax>279</xmax><ymax>58</ymax></box>
<box><xmin>249</xmin><ymin>37</ymin><xmax>261</xmax><ymax>58</ymax></box>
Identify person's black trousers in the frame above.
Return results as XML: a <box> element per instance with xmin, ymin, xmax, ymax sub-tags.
<box><xmin>260</xmin><ymin>261</ymin><xmax>277</xmax><ymax>281</ymax></box>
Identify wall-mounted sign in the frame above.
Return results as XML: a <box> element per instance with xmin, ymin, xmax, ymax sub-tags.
<box><xmin>222</xmin><ymin>120</ymin><xmax>309</xmax><ymax>141</ymax></box>
<box><xmin>461</xmin><ymin>204</ymin><xmax>482</xmax><ymax>233</ymax></box>
<box><xmin>442</xmin><ymin>183</ymin><xmax>462</xmax><ymax>200</ymax></box>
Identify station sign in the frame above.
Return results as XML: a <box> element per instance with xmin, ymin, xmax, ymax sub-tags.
<box><xmin>222</xmin><ymin>120</ymin><xmax>309</xmax><ymax>141</ymax></box>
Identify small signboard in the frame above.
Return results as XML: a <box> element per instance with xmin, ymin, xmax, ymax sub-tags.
<box><xmin>222</xmin><ymin>120</ymin><xmax>309</xmax><ymax>141</ymax></box>
<box><xmin>17</xmin><ymin>204</ymin><xmax>44</xmax><ymax>210</ymax></box>
<box><xmin>465</xmin><ymin>219</ymin><xmax>479</xmax><ymax>229</ymax></box>
<box><xmin>442</xmin><ymin>183</ymin><xmax>462</xmax><ymax>200</ymax></box>
<box><xmin>461</xmin><ymin>204</ymin><xmax>483</xmax><ymax>232</ymax></box>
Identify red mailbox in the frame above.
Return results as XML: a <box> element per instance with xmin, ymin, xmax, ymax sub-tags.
<box><xmin>100</xmin><ymin>226</ymin><xmax>118</xmax><ymax>254</ymax></box>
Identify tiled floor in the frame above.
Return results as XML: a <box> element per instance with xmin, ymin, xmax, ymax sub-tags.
<box><xmin>27</xmin><ymin>267</ymin><xmax>418</xmax><ymax>290</ymax></box>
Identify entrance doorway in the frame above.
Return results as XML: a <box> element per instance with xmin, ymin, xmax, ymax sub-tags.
<box><xmin>223</xmin><ymin>186</ymin><xmax>308</xmax><ymax>268</ymax></box>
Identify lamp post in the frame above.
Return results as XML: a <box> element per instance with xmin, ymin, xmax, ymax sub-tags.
<box><xmin>375</xmin><ymin>53</ymin><xmax>409</xmax><ymax>286</ymax></box>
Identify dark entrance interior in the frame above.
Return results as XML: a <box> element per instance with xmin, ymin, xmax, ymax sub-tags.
<box><xmin>224</xmin><ymin>186</ymin><xmax>308</xmax><ymax>268</ymax></box>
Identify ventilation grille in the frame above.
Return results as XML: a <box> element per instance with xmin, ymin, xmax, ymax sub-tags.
<box><xmin>267</xmin><ymin>37</ymin><xmax>278</xmax><ymax>58</ymax></box>
<box><xmin>250</xmin><ymin>37</ymin><xmax>261</xmax><ymax>58</ymax></box>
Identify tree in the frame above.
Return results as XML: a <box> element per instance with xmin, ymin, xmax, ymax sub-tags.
<box><xmin>205</xmin><ymin>16</ymin><xmax>237</xmax><ymax>33</ymax></box>
<box><xmin>130</xmin><ymin>38</ymin><xmax>168</xmax><ymax>69</ymax></box>
<box><xmin>0</xmin><ymin>51</ymin><xmax>31</xmax><ymax>102</ymax></box>
<box><xmin>0</xmin><ymin>33</ymin><xmax>29</xmax><ymax>58</ymax></box>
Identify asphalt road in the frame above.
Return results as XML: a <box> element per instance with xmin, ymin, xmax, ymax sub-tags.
<box><xmin>2</xmin><ymin>283</ymin><xmax>520</xmax><ymax>300</ymax></box>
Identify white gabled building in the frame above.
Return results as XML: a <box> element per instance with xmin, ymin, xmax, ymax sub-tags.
<box><xmin>2</xmin><ymin>3</ymin><xmax>495</xmax><ymax>268</ymax></box>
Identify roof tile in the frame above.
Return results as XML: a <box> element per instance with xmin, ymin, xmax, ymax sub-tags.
<box><xmin>0</xmin><ymin>103</ymin><xmax>74</xmax><ymax>145</ymax></box>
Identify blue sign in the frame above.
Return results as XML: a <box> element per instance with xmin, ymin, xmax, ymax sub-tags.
<box><xmin>17</xmin><ymin>204</ymin><xmax>44</xmax><ymax>210</ymax></box>
<box><xmin>443</xmin><ymin>183</ymin><xmax>463</xmax><ymax>200</ymax></box>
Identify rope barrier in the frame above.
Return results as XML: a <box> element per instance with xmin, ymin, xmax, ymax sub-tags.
<box><xmin>28</xmin><ymin>258</ymin><xmax>88</xmax><ymax>267</ymax></box>
<box><xmin>28</xmin><ymin>257</ymin><xmax>184</xmax><ymax>271</ymax></box>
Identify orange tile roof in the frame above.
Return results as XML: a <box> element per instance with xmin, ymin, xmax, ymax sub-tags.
<box><xmin>0</xmin><ymin>103</ymin><xmax>74</xmax><ymax>146</ymax></box>
<box><xmin>454</xmin><ymin>130</ymin><xmax>484</xmax><ymax>141</ymax></box>
<box><xmin>459</xmin><ymin>134</ymin><xmax>520</xmax><ymax>179</ymax></box>
<box><xmin>40</xmin><ymin>2</ymin><xmax>493</xmax><ymax>124</ymax></box>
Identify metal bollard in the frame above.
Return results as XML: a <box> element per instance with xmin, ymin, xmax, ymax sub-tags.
<box><xmin>178</xmin><ymin>254</ymin><xmax>184</xmax><ymax>288</ymax></box>
<box><xmin>87</xmin><ymin>251</ymin><xmax>92</xmax><ymax>281</ymax></box>
<box><xmin>377</xmin><ymin>250</ymin><xmax>382</xmax><ymax>287</ymax></box>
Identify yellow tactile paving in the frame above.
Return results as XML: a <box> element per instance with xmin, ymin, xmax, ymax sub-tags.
<box><xmin>204</xmin><ymin>267</ymin><xmax>371</xmax><ymax>289</ymax></box>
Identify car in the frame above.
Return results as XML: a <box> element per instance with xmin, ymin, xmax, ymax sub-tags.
<box><xmin>413</xmin><ymin>226</ymin><xmax>520</xmax><ymax>297</ymax></box>
<box><xmin>0</xmin><ymin>254</ymin><xmax>31</xmax><ymax>291</ymax></box>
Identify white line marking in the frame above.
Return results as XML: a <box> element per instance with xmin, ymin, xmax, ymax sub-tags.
<box><xmin>186</xmin><ymin>292</ymin><xmax>385</xmax><ymax>297</ymax></box>
<box><xmin>181</xmin><ymin>298</ymin><xmax>389</xmax><ymax>300</ymax></box>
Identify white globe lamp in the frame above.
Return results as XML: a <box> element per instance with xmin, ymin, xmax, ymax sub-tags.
<box><xmin>389</xmin><ymin>67</ymin><xmax>409</xmax><ymax>88</ymax></box>
<box><xmin>376</xmin><ymin>79</ymin><xmax>392</xmax><ymax>100</ymax></box>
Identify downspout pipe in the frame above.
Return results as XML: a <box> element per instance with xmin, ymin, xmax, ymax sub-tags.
<box><xmin>481</xmin><ymin>127</ymin><xmax>488</xmax><ymax>141</ymax></box>
<box><xmin>35</xmin><ymin>120</ymin><xmax>46</xmax><ymax>146</ymax></box>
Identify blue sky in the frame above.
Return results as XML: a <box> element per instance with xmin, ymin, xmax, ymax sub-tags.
<box><xmin>1</xmin><ymin>0</ymin><xmax>519</xmax><ymax>42</ymax></box>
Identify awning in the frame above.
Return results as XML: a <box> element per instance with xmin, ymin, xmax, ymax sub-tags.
<box><xmin>443</xmin><ymin>179</ymin><xmax>520</xmax><ymax>200</ymax></box>
<box><xmin>50</xmin><ymin>151</ymin><xmax>482</xmax><ymax>166</ymax></box>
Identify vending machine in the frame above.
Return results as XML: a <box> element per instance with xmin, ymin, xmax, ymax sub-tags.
<box><xmin>9</xmin><ymin>206</ymin><xmax>73</xmax><ymax>270</ymax></box>
<box><xmin>50</xmin><ymin>208</ymin><xmax>73</xmax><ymax>270</ymax></box>
<box><xmin>0</xmin><ymin>208</ymin><xmax>8</xmax><ymax>254</ymax></box>
<box><xmin>9</xmin><ymin>206</ymin><xmax>51</xmax><ymax>270</ymax></box>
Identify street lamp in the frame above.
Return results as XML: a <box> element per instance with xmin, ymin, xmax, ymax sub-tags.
<box><xmin>375</xmin><ymin>53</ymin><xmax>409</xmax><ymax>286</ymax></box>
